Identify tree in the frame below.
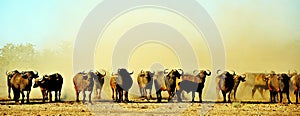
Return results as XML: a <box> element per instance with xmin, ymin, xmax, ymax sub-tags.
<box><xmin>0</xmin><ymin>43</ymin><xmax>38</xmax><ymax>71</ymax></box>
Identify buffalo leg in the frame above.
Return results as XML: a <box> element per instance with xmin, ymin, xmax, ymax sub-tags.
<box><xmin>139</xmin><ymin>88</ymin><xmax>143</xmax><ymax>98</ymax></box>
<box><xmin>44</xmin><ymin>90</ymin><xmax>48</xmax><ymax>102</ymax></box>
<box><xmin>199</xmin><ymin>89</ymin><xmax>203</xmax><ymax>103</ymax></box>
<box><xmin>176</xmin><ymin>90</ymin><xmax>182</xmax><ymax>102</ymax></box>
<box><xmin>111</xmin><ymin>88</ymin><xmax>115</xmax><ymax>100</ymax></box>
<box><xmin>8</xmin><ymin>85</ymin><xmax>11</xmax><ymax>99</ymax></box>
<box><xmin>228</xmin><ymin>91</ymin><xmax>232</xmax><ymax>103</ymax></box>
<box><xmin>88</xmin><ymin>91</ymin><xmax>92</xmax><ymax>103</ymax></box>
<box><xmin>20</xmin><ymin>91</ymin><xmax>25</xmax><ymax>104</ymax></box>
<box><xmin>124</xmin><ymin>91</ymin><xmax>129</xmax><ymax>102</ymax></box>
<box><xmin>59</xmin><ymin>90</ymin><xmax>61</xmax><ymax>101</ymax></box>
<box><xmin>75</xmin><ymin>90</ymin><xmax>80</xmax><ymax>102</ymax></box>
<box><xmin>156</xmin><ymin>90</ymin><xmax>162</xmax><ymax>103</ymax></box>
<box><xmin>115</xmin><ymin>89</ymin><xmax>119</xmax><ymax>102</ymax></box>
<box><xmin>82</xmin><ymin>91</ymin><xmax>86</xmax><ymax>103</ymax></box>
<box><xmin>233</xmin><ymin>90</ymin><xmax>237</xmax><ymax>100</ymax></box>
<box><xmin>222</xmin><ymin>91</ymin><xmax>226</xmax><ymax>102</ymax></box>
<box><xmin>149</xmin><ymin>89</ymin><xmax>153</xmax><ymax>99</ymax></box>
<box><xmin>41</xmin><ymin>90</ymin><xmax>45</xmax><ymax>102</ymax></box>
<box><xmin>286</xmin><ymin>92</ymin><xmax>292</xmax><ymax>103</ymax></box>
<box><xmin>41</xmin><ymin>90</ymin><xmax>46</xmax><ymax>102</ymax></box>
<box><xmin>296</xmin><ymin>91</ymin><xmax>299</xmax><ymax>104</ymax></box>
<box><xmin>168</xmin><ymin>91</ymin><xmax>172</xmax><ymax>102</ymax></box>
<box><xmin>49</xmin><ymin>91</ymin><xmax>53</xmax><ymax>102</ymax></box>
<box><xmin>13</xmin><ymin>88</ymin><xmax>20</xmax><ymax>103</ymax></box>
<box><xmin>191</xmin><ymin>92</ymin><xmax>195</xmax><ymax>102</ymax></box>
<box><xmin>55</xmin><ymin>91</ymin><xmax>58</xmax><ymax>102</ymax></box>
<box><xmin>26</xmin><ymin>91</ymin><xmax>30</xmax><ymax>103</ymax></box>
<box><xmin>117</xmin><ymin>88</ymin><xmax>123</xmax><ymax>102</ymax></box>
<box><xmin>269</xmin><ymin>91</ymin><xmax>273</xmax><ymax>102</ymax></box>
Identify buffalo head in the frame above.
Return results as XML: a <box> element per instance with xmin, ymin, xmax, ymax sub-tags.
<box><xmin>95</xmin><ymin>69</ymin><xmax>106</xmax><ymax>78</ymax></box>
<box><xmin>118</xmin><ymin>68</ymin><xmax>133</xmax><ymax>76</ymax></box>
<box><xmin>166</xmin><ymin>69</ymin><xmax>182</xmax><ymax>79</ymax></box>
<box><xmin>33</xmin><ymin>76</ymin><xmax>47</xmax><ymax>88</ymax></box>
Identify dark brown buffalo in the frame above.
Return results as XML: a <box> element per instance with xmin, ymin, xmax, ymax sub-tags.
<box><xmin>110</xmin><ymin>73</ymin><xmax>118</xmax><ymax>101</ymax></box>
<box><xmin>177</xmin><ymin>70</ymin><xmax>211</xmax><ymax>102</ymax></box>
<box><xmin>33</xmin><ymin>77</ymin><xmax>48</xmax><ymax>102</ymax></box>
<box><xmin>276</xmin><ymin>73</ymin><xmax>292</xmax><ymax>103</ymax></box>
<box><xmin>6</xmin><ymin>70</ymin><xmax>19</xmax><ymax>99</ymax></box>
<box><xmin>93</xmin><ymin>70</ymin><xmax>106</xmax><ymax>99</ymax></box>
<box><xmin>231</xmin><ymin>74</ymin><xmax>246</xmax><ymax>100</ymax></box>
<box><xmin>73</xmin><ymin>70</ymin><xmax>104</xmax><ymax>103</ymax></box>
<box><xmin>216</xmin><ymin>70</ymin><xmax>235</xmax><ymax>102</ymax></box>
<box><xmin>115</xmin><ymin>68</ymin><xmax>133</xmax><ymax>102</ymax></box>
<box><xmin>291</xmin><ymin>74</ymin><xmax>300</xmax><ymax>103</ymax></box>
<box><xmin>251</xmin><ymin>73</ymin><xmax>269</xmax><ymax>99</ymax></box>
<box><xmin>137</xmin><ymin>70</ymin><xmax>154</xmax><ymax>99</ymax></box>
<box><xmin>33</xmin><ymin>73</ymin><xmax>63</xmax><ymax>102</ymax></box>
<box><xmin>9</xmin><ymin>70</ymin><xmax>39</xmax><ymax>104</ymax></box>
<box><xmin>155</xmin><ymin>69</ymin><xmax>183</xmax><ymax>102</ymax></box>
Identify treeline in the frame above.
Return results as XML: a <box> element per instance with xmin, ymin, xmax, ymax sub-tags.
<box><xmin>0</xmin><ymin>41</ymin><xmax>73</xmax><ymax>79</ymax></box>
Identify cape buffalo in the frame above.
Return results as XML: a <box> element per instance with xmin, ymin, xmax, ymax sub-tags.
<box><xmin>73</xmin><ymin>70</ymin><xmax>103</xmax><ymax>103</ymax></box>
<box><xmin>291</xmin><ymin>74</ymin><xmax>300</xmax><ymax>103</ymax></box>
<box><xmin>9</xmin><ymin>70</ymin><xmax>39</xmax><ymax>104</ymax></box>
<box><xmin>231</xmin><ymin>74</ymin><xmax>246</xmax><ymax>100</ymax></box>
<box><xmin>6</xmin><ymin>70</ymin><xmax>19</xmax><ymax>99</ymax></box>
<box><xmin>137</xmin><ymin>70</ymin><xmax>154</xmax><ymax>100</ymax></box>
<box><xmin>110</xmin><ymin>73</ymin><xmax>118</xmax><ymax>101</ymax></box>
<box><xmin>266</xmin><ymin>72</ymin><xmax>280</xmax><ymax>103</ymax></box>
<box><xmin>216</xmin><ymin>70</ymin><xmax>235</xmax><ymax>102</ymax></box>
<box><xmin>177</xmin><ymin>70</ymin><xmax>211</xmax><ymax>102</ymax></box>
<box><xmin>115</xmin><ymin>68</ymin><xmax>133</xmax><ymax>102</ymax></box>
<box><xmin>276</xmin><ymin>73</ymin><xmax>292</xmax><ymax>103</ymax></box>
<box><xmin>33</xmin><ymin>73</ymin><xmax>63</xmax><ymax>102</ymax></box>
<box><xmin>33</xmin><ymin>76</ymin><xmax>48</xmax><ymax>102</ymax></box>
<box><xmin>155</xmin><ymin>69</ymin><xmax>182</xmax><ymax>102</ymax></box>
<box><xmin>93</xmin><ymin>70</ymin><xmax>106</xmax><ymax>99</ymax></box>
<box><xmin>251</xmin><ymin>73</ymin><xmax>269</xmax><ymax>99</ymax></box>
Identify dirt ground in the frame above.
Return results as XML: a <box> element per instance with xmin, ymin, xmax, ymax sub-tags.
<box><xmin>1</xmin><ymin>99</ymin><xmax>300</xmax><ymax>116</ymax></box>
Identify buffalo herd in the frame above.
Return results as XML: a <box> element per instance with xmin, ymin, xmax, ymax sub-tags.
<box><xmin>5</xmin><ymin>68</ymin><xmax>300</xmax><ymax>104</ymax></box>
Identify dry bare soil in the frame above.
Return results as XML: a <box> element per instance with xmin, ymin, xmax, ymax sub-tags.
<box><xmin>1</xmin><ymin>99</ymin><xmax>300</xmax><ymax>116</ymax></box>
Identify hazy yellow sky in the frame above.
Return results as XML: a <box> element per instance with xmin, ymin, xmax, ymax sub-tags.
<box><xmin>0</xmin><ymin>0</ymin><xmax>299</xmax><ymax>74</ymax></box>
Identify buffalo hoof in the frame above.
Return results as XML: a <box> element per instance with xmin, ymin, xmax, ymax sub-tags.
<box><xmin>124</xmin><ymin>99</ymin><xmax>130</xmax><ymax>103</ymax></box>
